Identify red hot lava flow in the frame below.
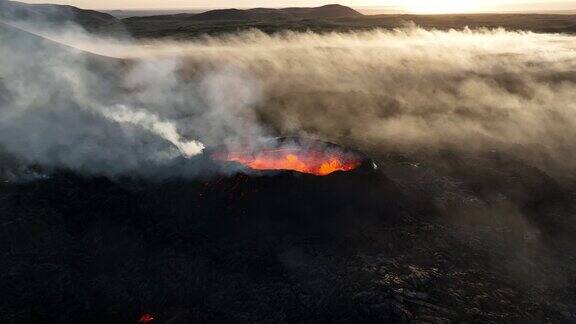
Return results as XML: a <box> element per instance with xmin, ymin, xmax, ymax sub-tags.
<box><xmin>215</xmin><ymin>147</ymin><xmax>361</xmax><ymax>176</ymax></box>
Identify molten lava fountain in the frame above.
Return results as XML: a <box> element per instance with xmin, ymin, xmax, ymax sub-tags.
<box><xmin>215</xmin><ymin>145</ymin><xmax>361</xmax><ymax>176</ymax></box>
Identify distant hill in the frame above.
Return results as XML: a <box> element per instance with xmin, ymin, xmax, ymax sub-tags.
<box><xmin>278</xmin><ymin>4</ymin><xmax>362</xmax><ymax>18</ymax></box>
<box><xmin>0</xmin><ymin>0</ymin><xmax>123</xmax><ymax>33</ymax></box>
<box><xmin>125</xmin><ymin>4</ymin><xmax>362</xmax><ymax>23</ymax></box>
<box><xmin>104</xmin><ymin>9</ymin><xmax>205</xmax><ymax>19</ymax></box>
<box><xmin>192</xmin><ymin>8</ymin><xmax>279</xmax><ymax>21</ymax></box>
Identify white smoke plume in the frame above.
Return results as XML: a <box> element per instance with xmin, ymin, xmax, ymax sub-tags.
<box><xmin>1</xmin><ymin>23</ymin><xmax>576</xmax><ymax>179</ymax></box>
<box><xmin>101</xmin><ymin>104</ymin><xmax>204</xmax><ymax>158</ymax></box>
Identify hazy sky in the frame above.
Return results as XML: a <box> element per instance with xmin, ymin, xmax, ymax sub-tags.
<box><xmin>18</xmin><ymin>0</ymin><xmax>576</xmax><ymax>12</ymax></box>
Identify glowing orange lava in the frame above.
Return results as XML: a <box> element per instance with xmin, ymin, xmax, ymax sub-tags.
<box><xmin>219</xmin><ymin>148</ymin><xmax>360</xmax><ymax>176</ymax></box>
<box><xmin>138</xmin><ymin>314</ymin><xmax>155</xmax><ymax>323</ymax></box>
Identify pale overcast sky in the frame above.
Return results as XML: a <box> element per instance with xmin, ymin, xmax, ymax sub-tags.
<box><xmin>17</xmin><ymin>0</ymin><xmax>576</xmax><ymax>12</ymax></box>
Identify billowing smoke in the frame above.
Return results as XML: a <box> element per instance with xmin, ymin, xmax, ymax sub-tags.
<box><xmin>166</xmin><ymin>28</ymin><xmax>576</xmax><ymax>177</ymax></box>
<box><xmin>0</xmin><ymin>22</ymin><xmax>266</xmax><ymax>178</ymax></box>
<box><xmin>1</xmin><ymin>22</ymin><xmax>576</xmax><ymax>179</ymax></box>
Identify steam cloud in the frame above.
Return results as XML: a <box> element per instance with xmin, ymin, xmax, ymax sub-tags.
<box><xmin>1</xmin><ymin>23</ymin><xmax>576</xmax><ymax>179</ymax></box>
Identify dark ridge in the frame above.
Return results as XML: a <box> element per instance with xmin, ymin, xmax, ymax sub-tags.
<box><xmin>124</xmin><ymin>4</ymin><xmax>362</xmax><ymax>22</ymax></box>
<box><xmin>194</xmin><ymin>4</ymin><xmax>363</xmax><ymax>21</ymax></box>
<box><xmin>279</xmin><ymin>4</ymin><xmax>363</xmax><ymax>18</ymax></box>
<box><xmin>192</xmin><ymin>8</ymin><xmax>283</xmax><ymax>21</ymax></box>
<box><xmin>0</xmin><ymin>0</ymin><xmax>123</xmax><ymax>33</ymax></box>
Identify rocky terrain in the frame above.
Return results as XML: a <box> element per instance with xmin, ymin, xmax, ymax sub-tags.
<box><xmin>1</xmin><ymin>149</ymin><xmax>576</xmax><ymax>323</ymax></box>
